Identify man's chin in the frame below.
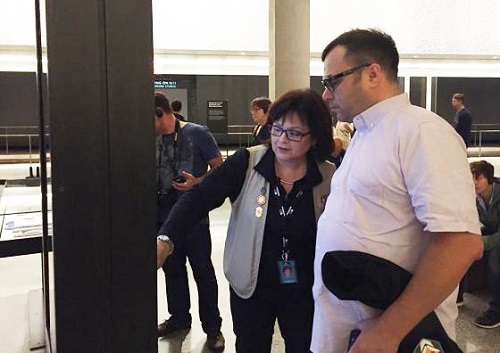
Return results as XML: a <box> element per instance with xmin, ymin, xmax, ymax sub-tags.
<box><xmin>336</xmin><ymin>113</ymin><xmax>353</xmax><ymax>123</ymax></box>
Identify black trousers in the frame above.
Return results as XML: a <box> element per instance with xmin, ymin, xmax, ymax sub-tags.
<box><xmin>230</xmin><ymin>285</ymin><xmax>313</xmax><ymax>353</ymax></box>
<box><xmin>161</xmin><ymin>220</ymin><xmax>222</xmax><ymax>335</ymax></box>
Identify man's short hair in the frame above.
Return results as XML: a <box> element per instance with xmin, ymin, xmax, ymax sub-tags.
<box><xmin>155</xmin><ymin>92</ymin><xmax>173</xmax><ymax>114</ymax></box>
<box><xmin>453</xmin><ymin>93</ymin><xmax>465</xmax><ymax>104</ymax></box>
<box><xmin>470</xmin><ymin>160</ymin><xmax>495</xmax><ymax>184</ymax></box>
<box><xmin>171</xmin><ymin>100</ymin><xmax>182</xmax><ymax>112</ymax></box>
<box><xmin>251</xmin><ymin>97</ymin><xmax>272</xmax><ymax>114</ymax></box>
<box><xmin>321</xmin><ymin>28</ymin><xmax>399</xmax><ymax>83</ymax></box>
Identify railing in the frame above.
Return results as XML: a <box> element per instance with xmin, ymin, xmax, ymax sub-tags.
<box><xmin>0</xmin><ymin>125</ymin><xmax>50</xmax><ymax>158</ymax></box>
<box><xmin>470</xmin><ymin>123</ymin><xmax>500</xmax><ymax>157</ymax></box>
<box><xmin>221</xmin><ymin>124</ymin><xmax>255</xmax><ymax>157</ymax></box>
<box><xmin>227</xmin><ymin>124</ymin><xmax>254</xmax><ymax>145</ymax></box>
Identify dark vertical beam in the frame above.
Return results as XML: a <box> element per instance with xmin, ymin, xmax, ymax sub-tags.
<box><xmin>45</xmin><ymin>0</ymin><xmax>156</xmax><ymax>352</ymax></box>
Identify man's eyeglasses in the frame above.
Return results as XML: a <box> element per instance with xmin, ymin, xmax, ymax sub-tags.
<box><xmin>321</xmin><ymin>63</ymin><xmax>371</xmax><ymax>93</ymax></box>
<box><xmin>250</xmin><ymin>106</ymin><xmax>262</xmax><ymax>113</ymax></box>
<box><xmin>269</xmin><ymin>124</ymin><xmax>310</xmax><ymax>142</ymax></box>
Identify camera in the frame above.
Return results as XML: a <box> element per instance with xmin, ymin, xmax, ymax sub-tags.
<box><xmin>172</xmin><ymin>174</ymin><xmax>186</xmax><ymax>183</ymax></box>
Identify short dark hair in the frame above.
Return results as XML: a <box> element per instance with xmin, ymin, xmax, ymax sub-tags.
<box><xmin>251</xmin><ymin>97</ymin><xmax>272</xmax><ymax>114</ymax></box>
<box><xmin>267</xmin><ymin>89</ymin><xmax>333</xmax><ymax>161</ymax></box>
<box><xmin>470</xmin><ymin>160</ymin><xmax>494</xmax><ymax>184</ymax></box>
<box><xmin>453</xmin><ymin>93</ymin><xmax>465</xmax><ymax>104</ymax></box>
<box><xmin>322</xmin><ymin>28</ymin><xmax>399</xmax><ymax>82</ymax></box>
<box><xmin>171</xmin><ymin>100</ymin><xmax>182</xmax><ymax>112</ymax></box>
<box><xmin>154</xmin><ymin>92</ymin><xmax>173</xmax><ymax>114</ymax></box>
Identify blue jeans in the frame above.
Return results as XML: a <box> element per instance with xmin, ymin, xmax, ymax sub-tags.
<box><xmin>161</xmin><ymin>218</ymin><xmax>222</xmax><ymax>334</ymax></box>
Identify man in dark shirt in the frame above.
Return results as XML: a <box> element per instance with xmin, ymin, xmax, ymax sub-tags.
<box><xmin>452</xmin><ymin>93</ymin><xmax>473</xmax><ymax>147</ymax></box>
<box><xmin>155</xmin><ymin>92</ymin><xmax>224</xmax><ymax>351</ymax></box>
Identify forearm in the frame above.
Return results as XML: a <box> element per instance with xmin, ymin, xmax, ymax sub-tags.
<box><xmin>159</xmin><ymin>150</ymin><xmax>245</xmax><ymax>241</ymax></box>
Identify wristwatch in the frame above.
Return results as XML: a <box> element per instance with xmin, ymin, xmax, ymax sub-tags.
<box><xmin>157</xmin><ymin>235</ymin><xmax>174</xmax><ymax>255</ymax></box>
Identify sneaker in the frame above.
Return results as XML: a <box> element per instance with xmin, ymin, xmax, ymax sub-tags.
<box><xmin>474</xmin><ymin>310</ymin><xmax>500</xmax><ymax>329</ymax></box>
<box><xmin>157</xmin><ymin>318</ymin><xmax>191</xmax><ymax>337</ymax></box>
<box><xmin>206</xmin><ymin>331</ymin><xmax>225</xmax><ymax>352</ymax></box>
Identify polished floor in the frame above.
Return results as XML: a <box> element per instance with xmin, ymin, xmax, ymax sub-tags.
<box><xmin>1</xmin><ymin>152</ymin><xmax>500</xmax><ymax>352</ymax></box>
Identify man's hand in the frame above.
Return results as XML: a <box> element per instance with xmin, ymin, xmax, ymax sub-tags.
<box><xmin>157</xmin><ymin>239</ymin><xmax>173</xmax><ymax>269</ymax></box>
<box><xmin>348</xmin><ymin>317</ymin><xmax>400</xmax><ymax>353</ymax></box>
<box><xmin>171</xmin><ymin>171</ymin><xmax>198</xmax><ymax>192</ymax></box>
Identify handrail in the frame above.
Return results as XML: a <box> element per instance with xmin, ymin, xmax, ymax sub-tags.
<box><xmin>0</xmin><ymin>125</ymin><xmax>50</xmax><ymax>154</ymax></box>
<box><xmin>470</xmin><ymin>128</ymin><xmax>500</xmax><ymax>157</ymax></box>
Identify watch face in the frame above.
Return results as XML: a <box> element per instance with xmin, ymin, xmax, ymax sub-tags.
<box><xmin>157</xmin><ymin>235</ymin><xmax>170</xmax><ymax>242</ymax></box>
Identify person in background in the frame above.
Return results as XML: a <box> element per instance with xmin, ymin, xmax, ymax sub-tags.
<box><xmin>313</xmin><ymin>28</ymin><xmax>483</xmax><ymax>353</ymax></box>
<box><xmin>250</xmin><ymin>96</ymin><xmax>272</xmax><ymax>146</ymax></box>
<box><xmin>157</xmin><ymin>88</ymin><xmax>335</xmax><ymax>353</ymax></box>
<box><xmin>154</xmin><ymin>92</ymin><xmax>224</xmax><ymax>351</ymax></box>
<box><xmin>171</xmin><ymin>99</ymin><xmax>187</xmax><ymax>121</ymax></box>
<box><xmin>469</xmin><ymin>160</ymin><xmax>500</xmax><ymax>328</ymax></box>
<box><xmin>451</xmin><ymin>93</ymin><xmax>472</xmax><ymax>148</ymax></box>
<box><xmin>330</xmin><ymin>120</ymin><xmax>354</xmax><ymax>167</ymax></box>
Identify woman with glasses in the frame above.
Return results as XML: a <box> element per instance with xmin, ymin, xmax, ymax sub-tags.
<box><xmin>250</xmin><ymin>96</ymin><xmax>272</xmax><ymax>145</ymax></box>
<box><xmin>157</xmin><ymin>88</ymin><xmax>335</xmax><ymax>353</ymax></box>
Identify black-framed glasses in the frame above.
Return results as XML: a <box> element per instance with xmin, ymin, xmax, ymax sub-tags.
<box><xmin>321</xmin><ymin>63</ymin><xmax>371</xmax><ymax>93</ymax></box>
<box><xmin>269</xmin><ymin>124</ymin><xmax>310</xmax><ymax>142</ymax></box>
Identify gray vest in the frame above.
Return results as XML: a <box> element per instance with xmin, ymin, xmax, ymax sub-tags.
<box><xmin>224</xmin><ymin>145</ymin><xmax>335</xmax><ymax>298</ymax></box>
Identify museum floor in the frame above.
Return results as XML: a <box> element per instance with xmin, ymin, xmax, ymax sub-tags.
<box><xmin>1</xmin><ymin>149</ymin><xmax>500</xmax><ymax>353</ymax></box>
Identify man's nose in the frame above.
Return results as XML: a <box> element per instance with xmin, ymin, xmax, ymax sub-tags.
<box><xmin>322</xmin><ymin>88</ymin><xmax>333</xmax><ymax>100</ymax></box>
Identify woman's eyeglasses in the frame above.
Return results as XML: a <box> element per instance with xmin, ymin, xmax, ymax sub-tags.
<box><xmin>269</xmin><ymin>124</ymin><xmax>310</xmax><ymax>142</ymax></box>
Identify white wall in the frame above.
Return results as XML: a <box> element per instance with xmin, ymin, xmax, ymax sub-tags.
<box><xmin>1</xmin><ymin>1</ymin><xmax>500</xmax><ymax>74</ymax></box>
<box><xmin>2</xmin><ymin>0</ymin><xmax>500</xmax><ymax>55</ymax></box>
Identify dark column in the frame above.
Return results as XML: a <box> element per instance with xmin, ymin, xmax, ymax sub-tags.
<box><xmin>45</xmin><ymin>0</ymin><xmax>156</xmax><ymax>352</ymax></box>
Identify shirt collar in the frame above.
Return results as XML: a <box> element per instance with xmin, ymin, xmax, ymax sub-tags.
<box><xmin>254</xmin><ymin>147</ymin><xmax>323</xmax><ymax>189</ymax></box>
<box><xmin>353</xmin><ymin>93</ymin><xmax>409</xmax><ymax>132</ymax></box>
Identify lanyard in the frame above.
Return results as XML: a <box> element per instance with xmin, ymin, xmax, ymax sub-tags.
<box><xmin>157</xmin><ymin>119</ymin><xmax>181</xmax><ymax>192</ymax></box>
<box><xmin>273</xmin><ymin>183</ymin><xmax>304</xmax><ymax>261</ymax></box>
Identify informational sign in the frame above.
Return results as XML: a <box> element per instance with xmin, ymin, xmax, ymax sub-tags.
<box><xmin>154</xmin><ymin>79</ymin><xmax>178</xmax><ymax>89</ymax></box>
<box><xmin>206</xmin><ymin>100</ymin><xmax>228</xmax><ymax>134</ymax></box>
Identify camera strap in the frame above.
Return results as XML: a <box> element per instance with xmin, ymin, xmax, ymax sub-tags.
<box><xmin>157</xmin><ymin>119</ymin><xmax>182</xmax><ymax>193</ymax></box>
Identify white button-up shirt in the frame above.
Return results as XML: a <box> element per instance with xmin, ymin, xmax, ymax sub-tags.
<box><xmin>311</xmin><ymin>93</ymin><xmax>480</xmax><ymax>353</ymax></box>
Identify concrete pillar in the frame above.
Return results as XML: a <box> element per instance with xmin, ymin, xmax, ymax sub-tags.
<box><xmin>269</xmin><ymin>0</ymin><xmax>310</xmax><ymax>100</ymax></box>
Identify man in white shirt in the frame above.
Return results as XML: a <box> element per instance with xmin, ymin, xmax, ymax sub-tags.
<box><xmin>312</xmin><ymin>29</ymin><xmax>483</xmax><ymax>353</ymax></box>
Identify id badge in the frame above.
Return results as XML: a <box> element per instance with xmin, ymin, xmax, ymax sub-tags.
<box><xmin>278</xmin><ymin>260</ymin><xmax>298</xmax><ymax>284</ymax></box>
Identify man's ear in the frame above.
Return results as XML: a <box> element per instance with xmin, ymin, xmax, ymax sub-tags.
<box><xmin>364</xmin><ymin>63</ymin><xmax>384</xmax><ymax>87</ymax></box>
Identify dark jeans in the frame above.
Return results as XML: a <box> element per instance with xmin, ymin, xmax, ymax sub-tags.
<box><xmin>161</xmin><ymin>219</ymin><xmax>222</xmax><ymax>335</ymax></box>
<box><xmin>487</xmin><ymin>247</ymin><xmax>500</xmax><ymax>315</ymax></box>
<box><xmin>230</xmin><ymin>286</ymin><xmax>313</xmax><ymax>353</ymax></box>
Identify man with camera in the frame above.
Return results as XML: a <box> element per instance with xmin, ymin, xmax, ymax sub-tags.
<box><xmin>155</xmin><ymin>92</ymin><xmax>225</xmax><ymax>351</ymax></box>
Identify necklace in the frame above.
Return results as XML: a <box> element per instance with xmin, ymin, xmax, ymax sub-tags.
<box><xmin>276</xmin><ymin>176</ymin><xmax>297</xmax><ymax>185</ymax></box>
